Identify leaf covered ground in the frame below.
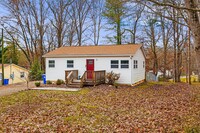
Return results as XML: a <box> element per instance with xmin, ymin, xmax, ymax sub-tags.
<box><xmin>0</xmin><ymin>82</ymin><xmax>200</xmax><ymax>132</ymax></box>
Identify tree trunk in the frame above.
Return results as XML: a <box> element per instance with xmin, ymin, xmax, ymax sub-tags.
<box><xmin>117</xmin><ymin>19</ymin><xmax>121</xmax><ymax>45</ymax></box>
<box><xmin>185</xmin><ymin>0</ymin><xmax>200</xmax><ymax>81</ymax></box>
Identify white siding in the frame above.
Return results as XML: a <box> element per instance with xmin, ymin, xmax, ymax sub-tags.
<box><xmin>46</xmin><ymin>57</ymin><xmax>132</xmax><ymax>84</ymax></box>
<box><xmin>131</xmin><ymin>49</ymin><xmax>145</xmax><ymax>84</ymax></box>
<box><xmin>45</xmin><ymin>49</ymin><xmax>145</xmax><ymax>85</ymax></box>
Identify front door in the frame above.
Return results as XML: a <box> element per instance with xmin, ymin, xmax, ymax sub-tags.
<box><xmin>86</xmin><ymin>59</ymin><xmax>94</xmax><ymax>79</ymax></box>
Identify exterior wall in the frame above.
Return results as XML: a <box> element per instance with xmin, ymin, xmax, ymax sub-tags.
<box><xmin>0</xmin><ymin>64</ymin><xmax>29</xmax><ymax>84</ymax></box>
<box><xmin>46</xmin><ymin>57</ymin><xmax>132</xmax><ymax>84</ymax></box>
<box><xmin>45</xmin><ymin>49</ymin><xmax>146</xmax><ymax>85</ymax></box>
<box><xmin>131</xmin><ymin>49</ymin><xmax>146</xmax><ymax>84</ymax></box>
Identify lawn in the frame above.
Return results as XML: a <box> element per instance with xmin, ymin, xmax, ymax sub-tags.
<box><xmin>0</xmin><ymin>83</ymin><xmax>200</xmax><ymax>132</ymax></box>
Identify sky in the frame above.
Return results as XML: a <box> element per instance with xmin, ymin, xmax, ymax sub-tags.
<box><xmin>0</xmin><ymin>2</ymin><xmax>147</xmax><ymax>46</ymax></box>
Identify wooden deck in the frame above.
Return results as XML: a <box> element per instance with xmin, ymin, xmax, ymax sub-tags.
<box><xmin>65</xmin><ymin>70</ymin><xmax>106</xmax><ymax>88</ymax></box>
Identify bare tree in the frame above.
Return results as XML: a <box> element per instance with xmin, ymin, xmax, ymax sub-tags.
<box><xmin>126</xmin><ymin>2</ymin><xmax>145</xmax><ymax>44</ymax></box>
<box><xmin>47</xmin><ymin>0</ymin><xmax>74</xmax><ymax>47</ymax></box>
<box><xmin>139</xmin><ymin>0</ymin><xmax>200</xmax><ymax>81</ymax></box>
<box><xmin>144</xmin><ymin>17</ymin><xmax>161</xmax><ymax>76</ymax></box>
<box><xmin>1</xmin><ymin>0</ymin><xmax>48</xmax><ymax>70</ymax></box>
<box><xmin>89</xmin><ymin>0</ymin><xmax>104</xmax><ymax>45</ymax></box>
<box><xmin>185</xmin><ymin>0</ymin><xmax>200</xmax><ymax>81</ymax></box>
<box><xmin>160</xmin><ymin>12</ymin><xmax>172</xmax><ymax>80</ymax></box>
<box><xmin>69</xmin><ymin>0</ymin><xmax>91</xmax><ymax>46</ymax></box>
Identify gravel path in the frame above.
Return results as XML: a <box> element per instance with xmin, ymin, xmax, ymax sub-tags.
<box><xmin>0</xmin><ymin>82</ymin><xmax>36</xmax><ymax>97</ymax></box>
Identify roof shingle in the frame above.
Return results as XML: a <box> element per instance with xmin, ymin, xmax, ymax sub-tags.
<box><xmin>43</xmin><ymin>44</ymin><xmax>142</xmax><ymax>57</ymax></box>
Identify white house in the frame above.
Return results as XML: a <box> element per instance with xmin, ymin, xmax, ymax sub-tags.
<box><xmin>43</xmin><ymin>44</ymin><xmax>146</xmax><ymax>86</ymax></box>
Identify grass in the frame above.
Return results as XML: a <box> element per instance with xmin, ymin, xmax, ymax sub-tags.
<box><xmin>0</xmin><ymin>82</ymin><xmax>200</xmax><ymax>132</ymax></box>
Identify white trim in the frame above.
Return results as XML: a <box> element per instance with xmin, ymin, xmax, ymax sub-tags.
<box><xmin>43</xmin><ymin>54</ymin><xmax>134</xmax><ymax>58</ymax></box>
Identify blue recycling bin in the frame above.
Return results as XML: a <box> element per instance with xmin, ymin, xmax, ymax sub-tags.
<box><xmin>42</xmin><ymin>74</ymin><xmax>46</xmax><ymax>84</ymax></box>
<box><xmin>4</xmin><ymin>79</ymin><xmax>9</xmax><ymax>85</ymax></box>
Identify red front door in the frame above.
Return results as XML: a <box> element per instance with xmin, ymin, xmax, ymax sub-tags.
<box><xmin>86</xmin><ymin>59</ymin><xmax>94</xmax><ymax>79</ymax></box>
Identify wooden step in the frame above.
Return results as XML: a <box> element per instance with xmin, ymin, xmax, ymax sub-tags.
<box><xmin>73</xmin><ymin>79</ymin><xmax>81</xmax><ymax>83</ymax></box>
<box><xmin>67</xmin><ymin>82</ymin><xmax>82</xmax><ymax>88</ymax></box>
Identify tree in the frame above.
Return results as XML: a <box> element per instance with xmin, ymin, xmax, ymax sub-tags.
<box><xmin>140</xmin><ymin>0</ymin><xmax>200</xmax><ymax>81</ymax></box>
<box><xmin>1</xmin><ymin>0</ymin><xmax>48</xmax><ymax>70</ymax></box>
<box><xmin>125</xmin><ymin>2</ymin><xmax>145</xmax><ymax>44</ymax></box>
<box><xmin>185</xmin><ymin>0</ymin><xmax>200</xmax><ymax>81</ymax></box>
<box><xmin>145</xmin><ymin>17</ymin><xmax>160</xmax><ymax>76</ymax></box>
<box><xmin>0</xmin><ymin>42</ymin><xmax>19</xmax><ymax>64</ymax></box>
<box><xmin>47</xmin><ymin>0</ymin><xmax>73</xmax><ymax>47</ymax></box>
<box><xmin>89</xmin><ymin>0</ymin><xmax>104</xmax><ymax>45</ymax></box>
<box><xmin>103</xmin><ymin>0</ymin><xmax>127</xmax><ymax>45</ymax></box>
<box><xmin>69</xmin><ymin>0</ymin><xmax>91</xmax><ymax>46</ymax></box>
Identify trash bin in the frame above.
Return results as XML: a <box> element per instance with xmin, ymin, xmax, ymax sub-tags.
<box><xmin>4</xmin><ymin>79</ymin><xmax>9</xmax><ymax>85</ymax></box>
<box><xmin>42</xmin><ymin>74</ymin><xmax>46</xmax><ymax>84</ymax></box>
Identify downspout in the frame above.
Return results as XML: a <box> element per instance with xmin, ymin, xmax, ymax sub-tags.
<box><xmin>130</xmin><ymin>55</ymin><xmax>133</xmax><ymax>85</ymax></box>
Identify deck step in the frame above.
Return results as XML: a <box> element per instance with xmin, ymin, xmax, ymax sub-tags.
<box><xmin>67</xmin><ymin>82</ymin><xmax>82</xmax><ymax>88</ymax></box>
<box><xmin>67</xmin><ymin>84</ymin><xmax>81</xmax><ymax>88</ymax></box>
<box><xmin>73</xmin><ymin>79</ymin><xmax>81</xmax><ymax>83</ymax></box>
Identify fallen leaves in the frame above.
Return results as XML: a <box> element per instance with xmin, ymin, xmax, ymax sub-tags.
<box><xmin>0</xmin><ymin>82</ymin><xmax>200</xmax><ymax>132</ymax></box>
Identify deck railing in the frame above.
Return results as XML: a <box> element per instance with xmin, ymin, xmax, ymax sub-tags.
<box><xmin>93</xmin><ymin>70</ymin><xmax>106</xmax><ymax>85</ymax></box>
<box><xmin>66</xmin><ymin>70</ymin><xmax>106</xmax><ymax>87</ymax></box>
<box><xmin>81</xmin><ymin>70</ymin><xmax>106</xmax><ymax>86</ymax></box>
<box><xmin>65</xmin><ymin>70</ymin><xmax>78</xmax><ymax>84</ymax></box>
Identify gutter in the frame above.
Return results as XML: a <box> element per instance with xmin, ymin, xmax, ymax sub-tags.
<box><xmin>43</xmin><ymin>54</ymin><xmax>134</xmax><ymax>58</ymax></box>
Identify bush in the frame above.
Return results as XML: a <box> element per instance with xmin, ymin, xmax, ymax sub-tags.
<box><xmin>56</xmin><ymin>79</ymin><xmax>64</xmax><ymax>85</ymax></box>
<box><xmin>106</xmin><ymin>71</ymin><xmax>120</xmax><ymax>85</ymax></box>
<box><xmin>46</xmin><ymin>80</ymin><xmax>52</xmax><ymax>84</ymax></box>
<box><xmin>35</xmin><ymin>82</ymin><xmax>40</xmax><ymax>87</ymax></box>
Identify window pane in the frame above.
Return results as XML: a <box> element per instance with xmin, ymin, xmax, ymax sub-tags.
<box><xmin>49</xmin><ymin>60</ymin><xmax>55</xmax><ymax>68</ymax></box>
<box><xmin>49</xmin><ymin>60</ymin><xmax>55</xmax><ymax>63</ymax></box>
<box><xmin>88</xmin><ymin>60</ymin><xmax>93</xmax><ymax>64</ymax></box>
<box><xmin>111</xmin><ymin>65</ymin><xmax>118</xmax><ymax>68</ymax></box>
<box><xmin>121</xmin><ymin>60</ymin><xmax>129</xmax><ymax>68</ymax></box>
<box><xmin>67</xmin><ymin>60</ymin><xmax>74</xmax><ymax>68</ymax></box>
<box><xmin>111</xmin><ymin>60</ymin><xmax>118</xmax><ymax>64</ymax></box>
<box><xmin>20</xmin><ymin>72</ymin><xmax>25</xmax><ymax>78</ymax></box>
<box><xmin>121</xmin><ymin>60</ymin><xmax>129</xmax><ymax>64</ymax></box>
<box><xmin>111</xmin><ymin>60</ymin><xmax>119</xmax><ymax>68</ymax></box>
<box><xmin>143</xmin><ymin>61</ymin><xmax>145</xmax><ymax>68</ymax></box>
<box><xmin>133</xmin><ymin>60</ymin><xmax>138</xmax><ymax>69</ymax></box>
<box><xmin>67</xmin><ymin>65</ymin><xmax>73</xmax><ymax>68</ymax></box>
<box><xmin>121</xmin><ymin>65</ymin><xmax>129</xmax><ymax>68</ymax></box>
<box><xmin>67</xmin><ymin>60</ymin><xmax>73</xmax><ymax>63</ymax></box>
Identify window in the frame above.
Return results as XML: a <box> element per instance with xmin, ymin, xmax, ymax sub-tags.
<box><xmin>20</xmin><ymin>72</ymin><xmax>25</xmax><ymax>78</ymax></box>
<box><xmin>143</xmin><ymin>61</ymin><xmax>145</xmax><ymax>68</ymax></box>
<box><xmin>67</xmin><ymin>60</ymin><xmax>74</xmax><ymax>68</ymax></box>
<box><xmin>49</xmin><ymin>60</ymin><xmax>55</xmax><ymax>68</ymax></box>
<box><xmin>111</xmin><ymin>60</ymin><xmax>119</xmax><ymax>68</ymax></box>
<box><xmin>121</xmin><ymin>60</ymin><xmax>129</xmax><ymax>68</ymax></box>
<box><xmin>133</xmin><ymin>60</ymin><xmax>138</xmax><ymax>69</ymax></box>
<box><xmin>88</xmin><ymin>60</ymin><xmax>93</xmax><ymax>64</ymax></box>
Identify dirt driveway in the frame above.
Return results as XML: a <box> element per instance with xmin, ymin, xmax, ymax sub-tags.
<box><xmin>0</xmin><ymin>82</ymin><xmax>36</xmax><ymax>96</ymax></box>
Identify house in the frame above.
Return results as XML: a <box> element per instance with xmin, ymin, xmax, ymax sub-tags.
<box><xmin>43</xmin><ymin>44</ymin><xmax>146</xmax><ymax>87</ymax></box>
<box><xmin>0</xmin><ymin>64</ymin><xmax>29</xmax><ymax>85</ymax></box>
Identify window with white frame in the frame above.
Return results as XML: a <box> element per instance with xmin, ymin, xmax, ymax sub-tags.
<box><xmin>111</xmin><ymin>60</ymin><xmax>119</xmax><ymax>68</ymax></box>
<box><xmin>20</xmin><ymin>72</ymin><xmax>25</xmax><ymax>78</ymax></box>
<box><xmin>49</xmin><ymin>60</ymin><xmax>55</xmax><ymax>68</ymax></box>
<box><xmin>121</xmin><ymin>60</ymin><xmax>129</xmax><ymax>68</ymax></box>
<box><xmin>67</xmin><ymin>60</ymin><xmax>74</xmax><ymax>68</ymax></box>
<box><xmin>133</xmin><ymin>60</ymin><xmax>138</xmax><ymax>69</ymax></box>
